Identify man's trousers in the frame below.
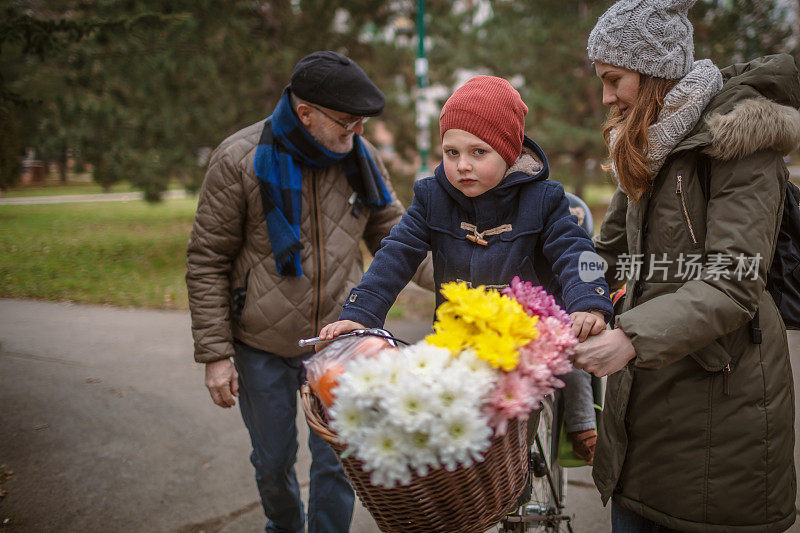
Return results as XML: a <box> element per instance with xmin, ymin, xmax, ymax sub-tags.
<box><xmin>234</xmin><ymin>341</ymin><xmax>355</xmax><ymax>533</ymax></box>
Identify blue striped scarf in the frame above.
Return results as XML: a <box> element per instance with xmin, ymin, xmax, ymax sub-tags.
<box><xmin>254</xmin><ymin>89</ymin><xmax>392</xmax><ymax>277</ymax></box>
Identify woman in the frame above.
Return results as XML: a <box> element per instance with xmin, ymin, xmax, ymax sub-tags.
<box><xmin>573</xmin><ymin>0</ymin><xmax>800</xmax><ymax>531</ymax></box>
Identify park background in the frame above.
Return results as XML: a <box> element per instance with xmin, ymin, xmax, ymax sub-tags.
<box><xmin>2</xmin><ymin>1</ymin><xmax>800</xmax><ymax>531</ymax></box>
<box><xmin>2</xmin><ymin>0</ymin><xmax>800</xmax><ymax>310</ymax></box>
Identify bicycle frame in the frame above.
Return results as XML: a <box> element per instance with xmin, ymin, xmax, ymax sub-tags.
<box><xmin>499</xmin><ymin>392</ymin><xmax>574</xmax><ymax>533</ymax></box>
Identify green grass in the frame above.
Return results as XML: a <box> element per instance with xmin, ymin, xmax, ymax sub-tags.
<box><xmin>0</xmin><ymin>196</ymin><xmax>442</xmax><ymax>316</ymax></box>
<box><xmin>3</xmin><ymin>179</ymin><xmax>134</xmax><ymax>198</ymax></box>
<box><xmin>2</xmin><ymin>178</ymin><xmax>184</xmax><ymax>198</ymax></box>
<box><xmin>0</xmin><ymin>198</ymin><xmax>197</xmax><ymax>309</ymax></box>
<box><xmin>563</xmin><ymin>183</ymin><xmax>616</xmax><ymax>206</ymax></box>
<box><xmin>0</xmin><ymin>193</ymin><xmax>615</xmax><ymax>313</ymax></box>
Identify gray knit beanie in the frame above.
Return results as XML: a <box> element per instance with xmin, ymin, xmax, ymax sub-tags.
<box><xmin>587</xmin><ymin>0</ymin><xmax>696</xmax><ymax>79</ymax></box>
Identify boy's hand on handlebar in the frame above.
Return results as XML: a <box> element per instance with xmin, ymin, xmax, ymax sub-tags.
<box><xmin>318</xmin><ymin>320</ymin><xmax>366</xmax><ymax>341</ymax></box>
<box><xmin>570</xmin><ymin>310</ymin><xmax>606</xmax><ymax>342</ymax></box>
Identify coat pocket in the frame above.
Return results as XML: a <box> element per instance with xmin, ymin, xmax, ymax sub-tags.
<box><xmin>689</xmin><ymin>339</ymin><xmax>731</xmax><ymax>372</ymax></box>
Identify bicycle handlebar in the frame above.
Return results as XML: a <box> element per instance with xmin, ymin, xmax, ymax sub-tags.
<box><xmin>298</xmin><ymin>328</ymin><xmax>409</xmax><ymax>348</ymax></box>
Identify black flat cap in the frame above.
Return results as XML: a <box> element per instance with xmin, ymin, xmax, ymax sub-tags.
<box><xmin>290</xmin><ymin>51</ymin><xmax>385</xmax><ymax>117</ymax></box>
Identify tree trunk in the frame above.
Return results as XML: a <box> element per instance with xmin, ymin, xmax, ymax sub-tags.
<box><xmin>57</xmin><ymin>159</ymin><xmax>68</xmax><ymax>182</ymax></box>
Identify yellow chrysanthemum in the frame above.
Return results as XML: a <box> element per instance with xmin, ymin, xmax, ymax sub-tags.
<box><xmin>472</xmin><ymin>331</ymin><xmax>520</xmax><ymax>371</ymax></box>
<box><xmin>427</xmin><ymin>315</ymin><xmax>472</xmax><ymax>353</ymax></box>
<box><xmin>425</xmin><ymin>281</ymin><xmax>539</xmax><ymax>370</ymax></box>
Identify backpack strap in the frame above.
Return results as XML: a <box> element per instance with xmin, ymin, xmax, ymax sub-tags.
<box><xmin>750</xmin><ymin>309</ymin><xmax>762</xmax><ymax>344</ymax></box>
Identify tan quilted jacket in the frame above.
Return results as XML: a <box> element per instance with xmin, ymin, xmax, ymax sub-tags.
<box><xmin>186</xmin><ymin>120</ymin><xmax>431</xmax><ymax>363</ymax></box>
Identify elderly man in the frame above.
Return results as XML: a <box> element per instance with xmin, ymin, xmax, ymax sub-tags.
<box><xmin>186</xmin><ymin>51</ymin><xmax>431</xmax><ymax>532</ymax></box>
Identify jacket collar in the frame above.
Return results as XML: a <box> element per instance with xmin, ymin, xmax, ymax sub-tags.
<box><xmin>433</xmin><ymin>136</ymin><xmax>549</xmax><ymax>216</ymax></box>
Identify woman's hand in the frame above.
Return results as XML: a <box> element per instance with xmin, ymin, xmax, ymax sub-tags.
<box><xmin>572</xmin><ymin>328</ymin><xmax>636</xmax><ymax>377</ymax></box>
<box><xmin>570</xmin><ymin>310</ymin><xmax>607</xmax><ymax>342</ymax></box>
<box><xmin>318</xmin><ymin>320</ymin><xmax>366</xmax><ymax>341</ymax></box>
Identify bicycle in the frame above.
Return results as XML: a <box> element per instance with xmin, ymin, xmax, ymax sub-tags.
<box><xmin>498</xmin><ymin>392</ymin><xmax>570</xmax><ymax>533</ymax></box>
<box><xmin>498</xmin><ymin>191</ymin><xmax>598</xmax><ymax>533</ymax></box>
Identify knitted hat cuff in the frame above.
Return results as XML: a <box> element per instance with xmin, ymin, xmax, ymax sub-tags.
<box><xmin>588</xmin><ymin>46</ymin><xmax>690</xmax><ymax>79</ymax></box>
<box><xmin>440</xmin><ymin>108</ymin><xmax>521</xmax><ymax>166</ymax></box>
<box><xmin>439</xmin><ymin>75</ymin><xmax>527</xmax><ymax>167</ymax></box>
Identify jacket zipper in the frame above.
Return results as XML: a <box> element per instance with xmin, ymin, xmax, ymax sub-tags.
<box><xmin>722</xmin><ymin>363</ymin><xmax>731</xmax><ymax>396</ymax></box>
<box><xmin>311</xmin><ymin>172</ymin><xmax>323</xmax><ymax>335</ymax></box>
<box><xmin>676</xmin><ymin>175</ymin><xmax>698</xmax><ymax>245</ymax></box>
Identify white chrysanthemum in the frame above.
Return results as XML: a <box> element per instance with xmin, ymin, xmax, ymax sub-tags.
<box><xmin>380</xmin><ymin>374</ymin><xmax>441</xmax><ymax>432</ymax></box>
<box><xmin>341</xmin><ymin>355</ymin><xmax>388</xmax><ymax>387</ymax></box>
<box><xmin>405</xmin><ymin>429</ymin><xmax>440</xmax><ymax>477</ymax></box>
<box><xmin>403</xmin><ymin>342</ymin><xmax>451</xmax><ymax>377</ymax></box>
<box><xmin>337</xmin><ymin>356</ymin><xmax>388</xmax><ymax>409</ymax></box>
<box><xmin>329</xmin><ymin>394</ymin><xmax>376</xmax><ymax>443</ymax></box>
<box><xmin>435</xmin><ymin>364</ymin><xmax>488</xmax><ymax>413</ymax></box>
<box><xmin>452</xmin><ymin>348</ymin><xmax>499</xmax><ymax>386</ymax></box>
<box><xmin>434</xmin><ymin>408</ymin><xmax>493</xmax><ymax>471</ymax></box>
<box><xmin>359</xmin><ymin>423</ymin><xmax>412</xmax><ymax>487</ymax></box>
<box><xmin>322</xmin><ymin>340</ymin><xmax>502</xmax><ymax>486</ymax></box>
<box><xmin>375</xmin><ymin>348</ymin><xmax>404</xmax><ymax>386</ymax></box>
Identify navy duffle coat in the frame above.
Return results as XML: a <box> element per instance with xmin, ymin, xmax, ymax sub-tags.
<box><xmin>340</xmin><ymin>137</ymin><xmax>612</xmax><ymax>327</ymax></box>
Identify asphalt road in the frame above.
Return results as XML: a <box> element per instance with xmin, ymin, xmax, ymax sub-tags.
<box><xmin>0</xmin><ymin>298</ymin><xmax>798</xmax><ymax>532</ymax></box>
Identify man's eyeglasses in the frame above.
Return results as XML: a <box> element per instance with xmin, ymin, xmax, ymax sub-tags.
<box><xmin>308</xmin><ymin>104</ymin><xmax>369</xmax><ymax>132</ymax></box>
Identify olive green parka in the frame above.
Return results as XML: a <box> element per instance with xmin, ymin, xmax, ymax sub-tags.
<box><xmin>593</xmin><ymin>54</ymin><xmax>800</xmax><ymax>532</ymax></box>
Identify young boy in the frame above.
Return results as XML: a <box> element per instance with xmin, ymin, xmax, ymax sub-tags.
<box><xmin>319</xmin><ymin>75</ymin><xmax>611</xmax><ymax>463</ymax></box>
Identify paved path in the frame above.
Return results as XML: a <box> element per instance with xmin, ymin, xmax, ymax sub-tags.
<box><xmin>0</xmin><ymin>189</ymin><xmax>188</xmax><ymax>205</ymax></box>
<box><xmin>0</xmin><ymin>299</ymin><xmax>797</xmax><ymax>532</ymax></box>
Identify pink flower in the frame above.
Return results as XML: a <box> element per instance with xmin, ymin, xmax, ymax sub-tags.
<box><xmin>487</xmin><ymin>373</ymin><xmax>540</xmax><ymax>435</ymax></box>
<box><xmin>517</xmin><ymin>318</ymin><xmax>574</xmax><ymax>377</ymax></box>
<box><xmin>502</xmin><ymin>277</ymin><xmax>571</xmax><ymax>325</ymax></box>
<box><xmin>485</xmin><ymin>279</ymin><xmax>578</xmax><ymax>436</ymax></box>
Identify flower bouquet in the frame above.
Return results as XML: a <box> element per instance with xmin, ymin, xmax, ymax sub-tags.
<box><xmin>301</xmin><ymin>276</ymin><xmax>576</xmax><ymax>533</ymax></box>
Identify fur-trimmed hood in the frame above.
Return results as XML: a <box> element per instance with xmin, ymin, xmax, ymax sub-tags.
<box><xmin>676</xmin><ymin>54</ymin><xmax>800</xmax><ymax>161</ymax></box>
<box><xmin>505</xmin><ymin>144</ymin><xmax>544</xmax><ymax>177</ymax></box>
<box><xmin>706</xmin><ymin>96</ymin><xmax>800</xmax><ymax>160</ymax></box>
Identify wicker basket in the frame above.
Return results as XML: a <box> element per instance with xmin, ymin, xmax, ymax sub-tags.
<box><xmin>300</xmin><ymin>383</ymin><xmax>529</xmax><ymax>533</ymax></box>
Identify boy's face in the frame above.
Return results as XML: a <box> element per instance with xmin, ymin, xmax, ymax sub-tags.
<box><xmin>442</xmin><ymin>129</ymin><xmax>508</xmax><ymax>197</ymax></box>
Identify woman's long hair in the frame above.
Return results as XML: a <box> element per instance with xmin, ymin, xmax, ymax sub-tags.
<box><xmin>602</xmin><ymin>75</ymin><xmax>678</xmax><ymax>201</ymax></box>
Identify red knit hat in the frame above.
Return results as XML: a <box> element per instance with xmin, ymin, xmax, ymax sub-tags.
<box><xmin>439</xmin><ymin>75</ymin><xmax>528</xmax><ymax>166</ymax></box>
